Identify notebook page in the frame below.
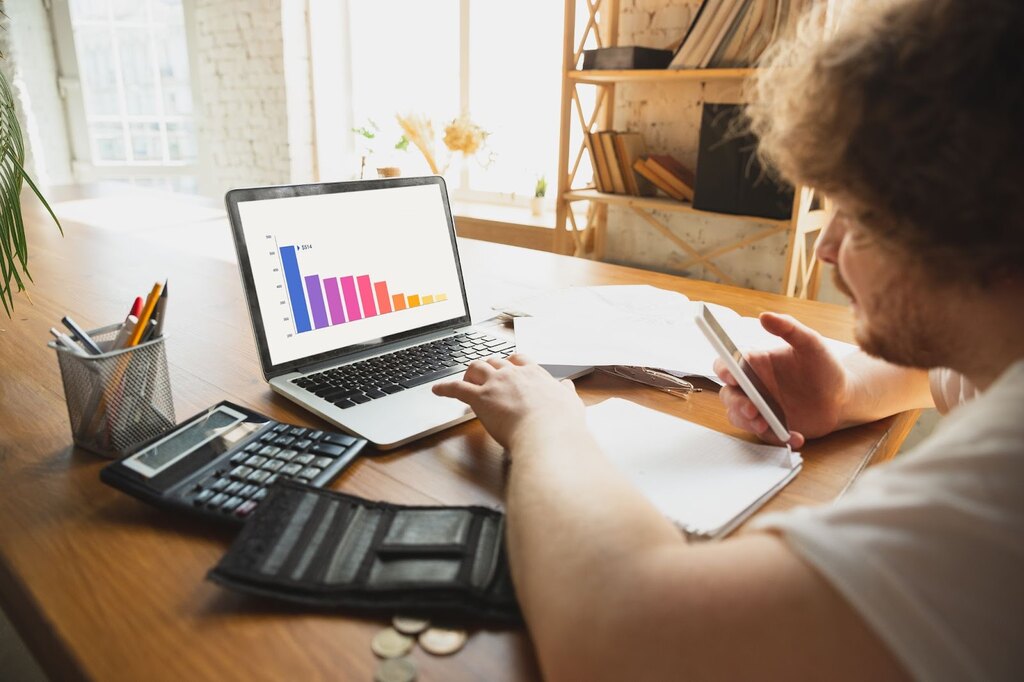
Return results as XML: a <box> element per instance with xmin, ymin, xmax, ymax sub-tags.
<box><xmin>585</xmin><ymin>399</ymin><xmax>801</xmax><ymax>537</ymax></box>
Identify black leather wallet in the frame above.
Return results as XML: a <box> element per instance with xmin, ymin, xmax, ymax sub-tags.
<box><xmin>207</xmin><ymin>479</ymin><xmax>520</xmax><ymax>623</ymax></box>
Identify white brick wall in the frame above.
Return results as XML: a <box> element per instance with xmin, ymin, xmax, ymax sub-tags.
<box><xmin>192</xmin><ymin>0</ymin><xmax>314</xmax><ymax>197</ymax></box>
<box><xmin>604</xmin><ymin>0</ymin><xmax>791</xmax><ymax>292</ymax></box>
<box><xmin>1</xmin><ymin>1</ymin><xmax>74</xmax><ymax>187</ymax></box>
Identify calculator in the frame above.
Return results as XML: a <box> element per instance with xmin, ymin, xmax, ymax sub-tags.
<box><xmin>100</xmin><ymin>401</ymin><xmax>368</xmax><ymax>524</ymax></box>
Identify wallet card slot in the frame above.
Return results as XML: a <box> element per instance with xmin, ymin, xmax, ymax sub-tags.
<box><xmin>366</xmin><ymin>557</ymin><xmax>463</xmax><ymax>587</ymax></box>
<box><xmin>469</xmin><ymin>515</ymin><xmax>504</xmax><ymax>591</ymax></box>
<box><xmin>305</xmin><ymin>501</ymin><xmax>353</xmax><ymax>584</ymax></box>
<box><xmin>323</xmin><ymin>506</ymin><xmax>384</xmax><ymax>585</ymax></box>
<box><xmin>260</xmin><ymin>491</ymin><xmax>320</xmax><ymax>575</ymax></box>
<box><xmin>277</xmin><ymin>495</ymin><xmax>334</xmax><ymax>580</ymax></box>
<box><xmin>290</xmin><ymin>499</ymin><xmax>341</xmax><ymax>581</ymax></box>
<box><xmin>377</xmin><ymin>509</ymin><xmax>474</xmax><ymax>555</ymax></box>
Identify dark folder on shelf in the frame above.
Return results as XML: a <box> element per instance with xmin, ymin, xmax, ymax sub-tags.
<box><xmin>693</xmin><ymin>103</ymin><xmax>794</xmax><ymax>220</ymax></box>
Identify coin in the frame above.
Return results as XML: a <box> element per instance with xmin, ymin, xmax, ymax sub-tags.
<box><xmin>418</xmin><ymin>627</ymin><xmax>468</xmax><ymax>656</ymax></box>
<box><xmin>374</xmin><ymin>656</ymin><xmax>417</xmax><ymax>682</ymax></box>
<box><xmin>392</xmin><ymin>615</ymin><xmax>431</xmax><ymax>635</ymax></box>
<box><xmin>371</xmin><ymin>627</ymin><xmax>415</xmax><ymax>659</ymax></box>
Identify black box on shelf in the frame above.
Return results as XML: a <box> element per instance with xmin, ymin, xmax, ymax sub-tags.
<box><xmin>693</xmin><ymin>103</ymin><xmax>794</xmax><ymax>221</ymax></box>
<box><xmin>581</xmin><ymin>47</ymin><xmax>674</xmax><ymax>70</ymax></box>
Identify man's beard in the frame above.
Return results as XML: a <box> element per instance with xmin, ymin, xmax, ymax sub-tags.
<box><xmin>834</xmin><ymin>267</ymin><xmax>948</xmax><ymax>370</ymax></box>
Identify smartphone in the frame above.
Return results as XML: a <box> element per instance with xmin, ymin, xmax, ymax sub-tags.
<box><xmin>695</xmin><ymin>305</ymin><xmax>790</xmax><ymax>443</ymax></box>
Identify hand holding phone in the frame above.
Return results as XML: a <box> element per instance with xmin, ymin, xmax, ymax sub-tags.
<box><xmin>695</xmin><ymin>305</ymin><xmax>792</xmax><ymax>444</ymax></box>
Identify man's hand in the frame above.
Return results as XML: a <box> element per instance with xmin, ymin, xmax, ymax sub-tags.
<box><xmin>432</xmin><ymin>354</ymin><xmax>586</xmax><ymax>450</ymax></box>
<box><xmin>715</xmin><ymin>312</ymin><xmax>851</xmax><ymax>449</ymax></box>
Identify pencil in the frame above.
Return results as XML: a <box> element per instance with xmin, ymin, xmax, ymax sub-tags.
<box><xmin>127</xmin><ymin>281</ymin><xmax>163</xmax><ymax>347</ymax></box>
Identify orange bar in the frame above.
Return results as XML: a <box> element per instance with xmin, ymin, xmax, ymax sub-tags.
<box><xmin>392</xmin><ymin>293</ymin><xmax>407</xmax><ymax>311</ymax></box>
<box><xmin>422</xmin><ymin>295</ymin><xmax>434</xmax><ymax>305</ymax></box>
<box><xmin>435</xmin><ymin>293</ymin><xmax>448</xmax><ymax>302</ymax></box>
<box><xmin>374</xmin><ymin>281</ymin><xmax>393</xmax><ymax>313</ymax></box>
<box><xmin>408</xmin><ymin>294</ymin><xmax>421</xmax><ymax>307</ymax></box>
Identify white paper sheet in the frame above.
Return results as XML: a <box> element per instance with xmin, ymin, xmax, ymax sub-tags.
<box><xmin>586</xmin><ymin>398</ymin><xmax>801</xmax><ymax>538</ymax></box>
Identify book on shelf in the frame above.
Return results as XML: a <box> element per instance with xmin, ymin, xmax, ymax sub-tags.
<box><xmin>598</xmin><ymin>131</ymin><xmax>628</xmax><ymax>194</ymax></box>
<box><xmin>645</xmin><ymin>154</ymin><xmax>696</xmax><ymax>201</ymax></box>
<box><xmin>633</xmin><ymin>158</ymin><xmax>688</xmax><ymax>202</ymax></box>
<box><xmin>612</xmin><ymin>132</ymin><xmax>655</xmax><ymax>197</ymax></box>
<box><xmin>584</xmin><ymin>131</ymin><xmax>609</xmax><ymax>193</ymax></box>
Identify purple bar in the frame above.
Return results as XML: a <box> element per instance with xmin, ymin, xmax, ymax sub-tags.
<box><xmin>304</xmin><ymin>275</ymin><xmax>329</xmax><ymax>329</ymax></box>
<box><xmin>357</xmin><ymin>275</ymin><xmax>378</xmax><ymax>317</ymax></box>
<box><xmin>323</xmin><ymin>277</ymin><xmax>346</xmax><ymax>325</ymax></box>
<box><xmin>340</xmin><ymin>275</ymin><xmax>362</xmax><ymax>321</ymax></box>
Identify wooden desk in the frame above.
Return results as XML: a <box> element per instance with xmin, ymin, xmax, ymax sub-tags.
<box><xmin>0</xmin><ymin>186</ymin><xmax>918</xmax><ymax>681</ymax></box>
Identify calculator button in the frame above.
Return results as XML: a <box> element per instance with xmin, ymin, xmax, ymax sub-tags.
<box><xmin>252</xmin><ymin>489</ymin><xmax>268</xmax><ymax>501</ymax></box>
<box><xmin>265</xmin><ymin>474</ymin><xmax>280</xmax><ymax>486</ymax></box>
<box><xmin>247</xmin><ymin>470</ymin><xmax>271</xmax><ymax>484</ymax></box>
<box><xmin>272</xmin><ymin>423</ymin><xmax>289</xmax><ymax>433</ymax></box>
<box><xmin>229</xmin><ymin>452</ymin><xmax>248</xmax><ymax>465</ymax></box>
<box><xmin>297</xmin><ymin>467</ymin><xmax>322</xmax><ymax>480</ymax></box>
<box><xmin>209</xmin><ymin>493</ymin><xmax>229</xmax><ymax>507</ymax></box>
<box><xmin>258</xmin><ymin>445</ymin><xmax>281</xmax><ymax>457</ymax></box>
<box><xmin>322</xmin><ymin>433</ymin><xmax>358</xmax><ymax>447</ymax></box>
<box><xmin>280</xmin><ymin>463</ymin><xmax>302</xmax><ymax>476</ymax></box>
<box><xmin>294</xmin><ymin>454</ymin><xmax>315</xmax><ymax>465</ymax></box>
<box><xmin>193</xmin><ymin>490</ymin><xmax>214</xmax><ymax>505</ymax></box>
<box><xmin>310</xmin><ymin>443</ymin><xmax>345</xmax><ymax>457</ymax></box>
<box><xmin>294</xmin><ymin>439</ymin><xmax>313</xmax><ymax>450</ymax></box>
<box><xmin>245</xmin><ymin>455</ymin><xmax>267</xmax><ymax>468</ymax></box>
<box><xmin>243</xmin><ymin>441</ymin><xmax>262</xmax><ymax>453</ymax></box>
<box><xmin>288</xmin><ymin>426</ymin><xmax>308</xmax><ymax>437</ymax></box>
<box><xmin>239</xmin><ymin>484</ymin><xmax>259</xmax><ymax>498</ymax></box>
<box><xmin>275</xmin><ymin>449</ymin><xmax>298</xmax><ymax>462</ymax></box>
<box><xmin>236</xmin><ymin>500</ymin><xmax>259</xmax><ymax>518</ymax></box>
<box><xmin>211</xmin><ymin>478</ymin><xmax>231</xmax><ymax>492</ymax></box>
<box><xmin>221</xmin><ymin>496</ymin><xmax>243</xmax><ymax>512</ymax></box>
<box><xmin>259</xmin><ymin>431</ymin><xmax>277</xmax><ymax>442</ymax></box>
<box><xmin>308</xmin><ymin>430</ymin><xmax>324</xmax><ymax>440</ymax></box>
<box><xmin>274</xmin><ymin>435</ymin><xmax>296</xmax><ymax>447</ymax></box>
<box><xmin>262</xmin><ymin>459</ymin><xmax>284</xmax><ymax>472</ymax></box>
<box><xmin>230</xmin><ymin>466</ymin><xmax>253</xmax><ymax>480</ymax></box>
<box><xmin>224</xmin><ymin>481</ymin><xmax>244</xmax><ymax>496</ymax></box>
<box><xmin>313</xmin><ymin>456</ymin><xmax>334</xmax><ymax>469</ymax></box>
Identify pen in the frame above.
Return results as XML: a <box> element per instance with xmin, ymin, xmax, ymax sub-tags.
<box><xmin>112</xmin><ymin>314</ymin><xmax>139</xmax><ymax>350</ymax></box>
<box><xmin>152</xmin><ymin>280</ymin><xmax>168</xmax><ymax>338</ymax></box>
<box><xmin>49</xmin><ymin>327</ymin><xmax>87</xmax><ymax>355</ymax></box>
<box><xmin>128</xmin><ymin>281</ymin><xmax>163</xmax><ymax>347</ymax></box>
<box><xmin>61</xmin><ymin>316</ymin><xmax>104</xmax><ymax>355</ymax></box>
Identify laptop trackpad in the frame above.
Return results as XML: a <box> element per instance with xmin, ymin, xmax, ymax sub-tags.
<box><xmin>342</xmin><ymin>383</ymin><xmax>474</xmax><ymax>449</ymax></box>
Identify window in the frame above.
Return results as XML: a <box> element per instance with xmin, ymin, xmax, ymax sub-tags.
<box><xmin>61</xmin><ymin>0</ymin><xmax>198</xmax><ymax>191</ymax></box>
<box><xmin>341</xmin><ymin>0</ymin><xmax>563</xmax><ymax>205</ymax></box>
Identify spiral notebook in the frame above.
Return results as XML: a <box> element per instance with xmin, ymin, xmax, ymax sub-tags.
<box><xmin>585</xmin><ymin>398</ymin><xmax>801</xmax><ymax>540</ymax></box>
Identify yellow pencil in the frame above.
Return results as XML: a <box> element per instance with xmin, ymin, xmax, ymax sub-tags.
<box><xmin>128</xmin><ymin>281</ymin><xmax>163</xmax><ymax>346</ymax></box>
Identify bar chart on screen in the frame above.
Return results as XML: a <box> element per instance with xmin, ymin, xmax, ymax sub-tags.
<box><xmin>274</xmin><ymin>239</ymin><xmax>449</xmax><ymax>336</ymax></box>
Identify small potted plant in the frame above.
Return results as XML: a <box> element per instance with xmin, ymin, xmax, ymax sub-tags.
<box><xmin>531</xmin><ymin>175</ymin><xmax>547</xmax><ymax>216</ymax></box>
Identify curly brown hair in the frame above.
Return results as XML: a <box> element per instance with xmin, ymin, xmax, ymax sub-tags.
<box><xmin>746</xmin><ymin>0</ymin><xmax>1024</xmax><ymax>284</ymax></box>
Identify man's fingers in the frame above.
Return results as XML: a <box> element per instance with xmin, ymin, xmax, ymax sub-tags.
<box><xmin>431</xmin><ymin>379</ymin><xmax>482</xmax><ymax>402</ymax></box>
<box><xmin>713</xmin><ymin>358</ymin><xmax>737</xmax><ymax>385</ymax></box>
<box><xmin>508</xmin><ymin>353</ymin><xmax>533</xmax><ymax>366</ymax></box>
<box><xmin>787</xmin><ymin>430</ymin><xmax>806</xmax><ymax>449</ymax></box>
<box><xmin>759</xmin><ymin>312</ymin><xmax>822</xmax><ymax>352</ymax></box>
<box><xmin>463</xmin><ymin>359</ymin><xmax>496</xmax><ymax>384</ymax></box>
<box><xmin>486</xmin><ymin>356</ymin><xmax>512</xmax><ymax>369</ymax></box>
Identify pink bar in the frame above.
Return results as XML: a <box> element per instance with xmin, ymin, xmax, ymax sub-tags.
<box><xmin>357</xmin><ymin>275</ymin><xmax>377</xmax><ymax>317</ymax></box>
<box><xmin>340</xmin><ymin>275</ymin><xmax>361</xmax><ymax>321</ymax></box>
<box><xmin>374</xmin><ymin>281</ymin><xmax>392</xmax><ymax>314</ymax></box>
<box><xmin>323</xmin><ymin>277</ymin><xmax>346</xmax><ymax>325</ymax></box>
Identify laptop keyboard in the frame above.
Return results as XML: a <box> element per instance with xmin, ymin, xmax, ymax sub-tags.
<box><xmin>291</xmin><ymin>331</ymin><xmax>515</xmax><ymax>409</ymax></box>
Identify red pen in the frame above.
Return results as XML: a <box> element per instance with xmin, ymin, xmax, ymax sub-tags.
<box><xmin>130</xmin><ymin>296</ymin><xmax>143</xmax><ymax>317</ymax></box>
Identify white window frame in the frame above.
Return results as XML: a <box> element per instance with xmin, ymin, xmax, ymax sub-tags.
<box><xmin>48</xmin><ymin>0</ymin><xmax>201</xmax><ymax>187</ymax></box>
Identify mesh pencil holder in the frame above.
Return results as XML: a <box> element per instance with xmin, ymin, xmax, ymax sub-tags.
<box><xmin>50</xmin><ymin>324</ymin><xmax>176</xmax><ymax>458</ymax></box>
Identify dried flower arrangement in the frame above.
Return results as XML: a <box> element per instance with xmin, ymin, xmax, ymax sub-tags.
<box><xmin>396</xmin><ymin>113</ymin><xmax>493</xmax><ymax>176</ymax></box>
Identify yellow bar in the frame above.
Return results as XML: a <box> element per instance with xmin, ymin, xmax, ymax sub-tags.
<box><xmin>436</xmin><ymin>293</ymin><xmax>448</xmax><ymax>302</ymax></box>
<box><xmin>408</xmin><ymin>294</ymin><xmax>421</xmax><ymax>307</ymax></box>
<box><xmin>422</xmin><ymin>295</ymin><xmax>434</xmax><ymax>305</ymax></box>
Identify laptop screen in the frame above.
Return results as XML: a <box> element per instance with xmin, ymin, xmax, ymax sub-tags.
<box><xmin>228</xmin><ymin>178</ymin><xmax>470</xmax><ymax>374</ymax></box>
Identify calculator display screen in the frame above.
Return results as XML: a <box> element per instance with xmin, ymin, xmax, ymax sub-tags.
<box><xmin>123</xmin><ymin>407</ymin><xmax>245</xmax><ymax>478</ymax></box>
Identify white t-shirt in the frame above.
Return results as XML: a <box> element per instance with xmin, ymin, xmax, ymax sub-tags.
<box><xmin>754</xmin><ymin>360</ymin><xmax>1024</xmax><ymax>681</ymax></box>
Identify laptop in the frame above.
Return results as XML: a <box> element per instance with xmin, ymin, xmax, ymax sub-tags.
<box><xmin>225</xmin><ymin>176</ymin><xmax>589</xmax><ymax>449</ymax></box>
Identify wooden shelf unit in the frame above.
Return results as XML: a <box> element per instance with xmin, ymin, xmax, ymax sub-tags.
<box><xmin>553</xmin><ymin>0</ymin><xmax>825</xmax><ymax>298</ymax></box>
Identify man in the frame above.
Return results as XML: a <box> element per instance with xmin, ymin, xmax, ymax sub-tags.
<box><xmin>434</xmin><ymin>0</ymin><xmax>1024</xmax><ymax>679</ymax></box>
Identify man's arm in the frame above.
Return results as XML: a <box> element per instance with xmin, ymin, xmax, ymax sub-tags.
<box><xmin>435</xmin><ymin>358</ymin><xmax>908</xmax><ymax>681</ymax></box>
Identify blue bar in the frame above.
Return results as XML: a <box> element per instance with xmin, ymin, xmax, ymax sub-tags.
<box><xmin>280</xmin><ymin>245</ymin><xmax>311</xmax><ymax>333</ymax></box>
